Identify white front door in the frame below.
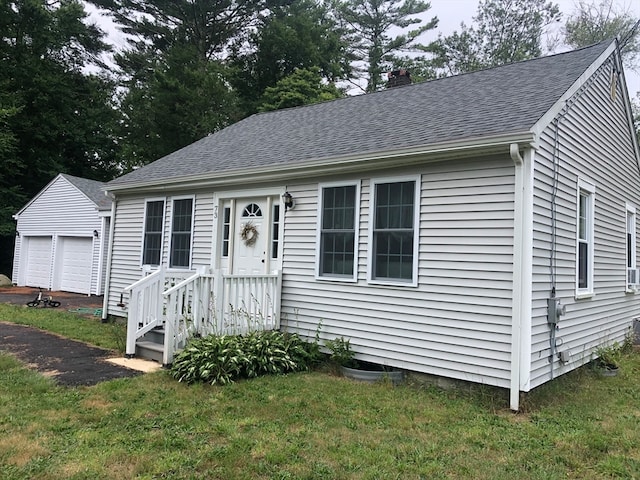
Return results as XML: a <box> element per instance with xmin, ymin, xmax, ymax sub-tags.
<box><xmin>233</xmin><ymin>199</ymin><xmax>267</xmax><ymax>275</ymax></box>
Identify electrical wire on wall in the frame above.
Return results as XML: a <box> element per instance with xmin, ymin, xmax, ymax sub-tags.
<box><xmin>548</xmin><ymin>113</ymin><xmax>565</xmax><ymax>380</ymax></box>
<box><xmin>546</xmin><ymin>44</ymin><xmax>624</xmax><ymax>380</ymax></box>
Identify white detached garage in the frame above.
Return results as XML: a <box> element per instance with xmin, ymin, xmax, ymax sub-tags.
<box><xmin>12</xmin><ymin>174</ymin><xmax>111</xmax><ymax>295</ymax></box>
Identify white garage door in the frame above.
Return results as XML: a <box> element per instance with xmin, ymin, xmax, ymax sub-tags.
<box><xmin>59</xmin><ymin>237</ymin><xmax>93</xmax><ymax>294</ymax></box>
<box><xmin>25</xmin><ymin>237</ymin><xmax>53</xmax><ymax>288</ymax></box>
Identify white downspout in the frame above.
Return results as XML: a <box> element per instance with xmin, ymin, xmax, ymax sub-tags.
<box><xmin>101</xmin><ymin>195</ymin><xmax>117</xmax><ymax>322</ymax></box>
<box><xmin>95</xmin><ymin>214</ymin><xmax>107</xmax><ymax>296</ymax></box>
<box><xmin>510</xmin><ymin>143</ymin><xmax>534</xmax><ymax>411</ymax></box>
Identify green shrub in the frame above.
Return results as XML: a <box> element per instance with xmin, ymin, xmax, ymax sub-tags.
<box><xmin>171</xmin><ymin>335</ymin><xmax>247</xmax><ymax>385</ymax></box>
<box><xmin>171</xmin><ymin>330</ymin><xmax>321</xmax><ymax>385</ymax></box>
<box><xmin>243</xmin><ymin>330</ymin><xmax>296</xmax><ymax>377</ymax></box>
<box><xmin>284</xmin><ymin>330</ymin><xmax>323</xmax><ymax>369</ymax></box>
<box><xmin>324</xmin><ymin>336</ymin><xmax>357</xmax><ymax>368</ymax></box>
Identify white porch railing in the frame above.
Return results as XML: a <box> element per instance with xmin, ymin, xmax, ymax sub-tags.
<box><xmin>124</xmin><ymin>267</ymin><xmax>194</xmax><ymax>359</ymax></box>
<box><xmin>216</xmin><ymin>272</ymin><xmax>282</xmax><ymax>335</ymax></box>
<box><xmin>124</xmin><ymin>267</ymin><xmax>282</xmax><ymax>365</ymax></box>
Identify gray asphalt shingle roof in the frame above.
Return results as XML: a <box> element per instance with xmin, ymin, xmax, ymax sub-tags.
<box><xmin>62</xmin><ymin>174</ymin><xmax>112</xmax><ymax>210</ymax></box>
<box><xmin>108</xmin><ymin>41</ymin><xmax>612</xmax><ymax>188</ymax></box>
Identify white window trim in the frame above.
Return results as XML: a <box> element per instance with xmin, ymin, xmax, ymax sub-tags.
<box><xmin>575</xmin><ymin>180</ymin><xmax>595</xmax><ymax>299</ymax></box>
<box><xmin>626</xmin><ymin>203</ymin><xmax>637</xmax><ymax>293</ymax></box>
<box><xmin>367</xmin><ymin>175</ymin><xmax>421</xmax><ymax>287</ymax></box>
<box><xmin>140</xmin><ymin>197</ymin><xmax>166</xmax><ymax>267</ymax></box>
<box><xmin>168</xmin><ymin>195</ymin><xmax>195</xmax><ymax>270</ymax></box>
<box><xmin>220</xmin><ymin>203</ymin><xmax>232</xmax><ymax>259</ymax></box>
<box><xmin>271</xmin><ymin>202</ymin><xmax>281</xmax><ymax>260</ymax></box>
<box><xmin>315</xmin><ymin>180</ymin><xmax>361</xmax><ymax>282</ymax></box>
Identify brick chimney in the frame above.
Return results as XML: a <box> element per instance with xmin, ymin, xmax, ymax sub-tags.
<box><xmin>386</xmin><ymin>69</ymin><xmax>411</xmax><ymax>88</ymax></box>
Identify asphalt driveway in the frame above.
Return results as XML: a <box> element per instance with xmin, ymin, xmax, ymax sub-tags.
<box><xmin>0</xmin><ymin>321</ymin><xmax>143</xmax><ymax>386</ymax></box>
<box><xmin>0</xmin><ymin>287</ymin><xmax>159</xmax><ymax>386</ymax></box>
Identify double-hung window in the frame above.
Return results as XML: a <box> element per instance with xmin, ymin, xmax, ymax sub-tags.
<box><xmin>170</xmin><ymin>197</ymin><xmax>194</xmax><ymax>268</ymax></box>
<box><xmin>318</xmin><ymin>183</ymin><xmax>359</xmax><ymax>280</ymax></box>
<box><xmin>369</xmin><ymin>177</ymin><xmax>419</xmax><ymax>285</ymax></box>
<box><xmin>576</xmin><ymin>180</ymin><xmax>595</xmax><ymax>297</ymax></box>
<box><xmin>142</xmin><ymin>200</ymin><xmax>165</xmax><ymax>266</ymax></box>
<box><xmin>626</xmin><ymin>204</ymin><xmax>637</xmax><ymax>290</ymax></box>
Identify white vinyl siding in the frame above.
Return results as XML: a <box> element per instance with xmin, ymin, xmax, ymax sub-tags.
<box><xmin>12</xmin><ymin>175</ymin><xmax>106</xmax><ymax>295</ymax></box>
<box><xmin>192</xmin><ymin>194</ymin><xmax>214</xmax><ymax>266</ymax></box>
<box><xmin>281</xmin><ymin>158</ymin><xmax>516</xmax><ymax>388</ymax></box>
<box><xmin>106</xmin><ymin>192</ymin><xmax>214</xmax><ymax>316</ymax></box>
<box><xmin>530</xmin><ymin>59</ymin><xmax>640</xmax><ymax>389</ymax></box>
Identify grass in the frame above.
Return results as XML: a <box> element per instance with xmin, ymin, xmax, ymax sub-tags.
<box><xmin>0</xmin><ymin>304</ymin><xmax>126</xmax><ymax>352</ymax></box>
<box><xmin>1</xmin><ymin>305</ymin><xmax>640</xmax><ymax>479</ymax></box>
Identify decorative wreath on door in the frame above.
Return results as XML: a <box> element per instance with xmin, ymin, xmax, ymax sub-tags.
<box><xmin>240</xmin><ymin>221</ymin><xmax>259</xmax><ymax>246</ymax></box>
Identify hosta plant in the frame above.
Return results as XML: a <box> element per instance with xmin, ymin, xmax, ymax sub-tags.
<box><xmin>171</xmin><ymin>330</ymin><xmax>321</xmax><ymax>385</ymax></box>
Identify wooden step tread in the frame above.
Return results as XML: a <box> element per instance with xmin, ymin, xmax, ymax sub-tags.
<box><xmin>136</xmin><ymin>340</ymin><xmax>164</xmax><ymax>352</ymax></box>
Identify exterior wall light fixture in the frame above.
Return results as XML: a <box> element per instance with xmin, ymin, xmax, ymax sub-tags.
<box><xmin>282</xmin><ymin>191</ymin><xmax>294</xmax><ymax>211</ymax></box>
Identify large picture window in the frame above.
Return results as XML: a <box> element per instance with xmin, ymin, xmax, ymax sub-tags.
<box><xmin>318</xmin><ymin>183</ymin><xmax>358</xmax><ymax>279</ymax></box>
<box><xmin>576</xmin><ymin>181</ymin><xmax>595</xmax><ymax>296</ymax></box>
<box><xmin>142</xmin><ymin>200</ymin><xmax>164</xmax><ymax>266</ymax></box>
<box><xmin>170</xmin><ymin>198</ymin><xmax>194</xmax><ymax>268</ymax></box>
<box><xmin>370</xmin><ymin>178</ymin><xmax>419</xmax><ymax>284</ymax></box>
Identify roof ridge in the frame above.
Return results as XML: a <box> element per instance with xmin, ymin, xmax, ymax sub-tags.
<box><xmin>249</xmin><ymin>39</ymin><xmax>615</xmax><ymax>118</ymax></box>
<box><xmin>107</xmin><ymin>40</ymin><xmax>613</xmax><ymax>189</ymax></box>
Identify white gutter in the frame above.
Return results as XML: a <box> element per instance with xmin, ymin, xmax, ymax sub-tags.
<box><xmin>509</xmin><ymin>143</ymin><xmax>534</xmax><ymax>412</ymax></box>
<box><xmin>105</xmin><ymin>132</ymin><xmax>535</xmax><ymax>194</ymax></box>
<box><xmin>101</xmin><ymin>194</ymin><xmax>117</xmax><ymax>322</ymax></box>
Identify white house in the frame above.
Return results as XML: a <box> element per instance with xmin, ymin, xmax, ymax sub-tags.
<box><xmin>13</xmin><ymin>173</ymin><xmax>111</xmax><ymax>295</ymax></box>
<box><xmin>102</xmin><ymin>40</ymin><xmax>640</xmax><ymax>410</ymax></box>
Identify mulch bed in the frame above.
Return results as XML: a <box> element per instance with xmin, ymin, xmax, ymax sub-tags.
<box><xmin>0</xmin><ymin>322</ymin><xmax>142</xmax><ymax>386</ymax></box>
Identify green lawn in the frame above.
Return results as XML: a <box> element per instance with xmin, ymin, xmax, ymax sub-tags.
<box><xmin>1</xmin><ymin>305</ymin><xmax>639</xmax><ymax>479</ymax></box>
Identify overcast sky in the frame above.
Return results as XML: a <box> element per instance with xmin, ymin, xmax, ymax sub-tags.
<box><xmin>87</xmin><ymin>0</ymin><xmax>640</xmax><ymax>96</ymax></box>
<box><xmin>426</xmin><ymin>0</ymin><xmax>640</xmax><ymax>96</ymax></box>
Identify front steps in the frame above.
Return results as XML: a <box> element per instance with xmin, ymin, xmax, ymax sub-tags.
<box><xmin>133</xmin><ymin>326</ymin><xmax>188</xmax><ymax>365</ymax></box>
<box><xmin>134</xmin><ymin>327</ymin><xmax>165</xmax><ymax>364</ymax></box>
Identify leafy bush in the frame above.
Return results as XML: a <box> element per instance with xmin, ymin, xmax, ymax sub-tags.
<box><xmin>171</xmin><ymin>330</ymin><xmax>321</xmax><ymax>385</ymax></box>
<box><xmin>171</xmin><ymin>335</ymin><xmax>247</xmax><ymax>385</ymax></box>
<box><xmin>324</xmin><ymin>336</ymin><xmax>357</xmax><ymax>368</ymax></box>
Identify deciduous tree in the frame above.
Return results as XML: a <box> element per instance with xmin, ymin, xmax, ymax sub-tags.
<box><xmin>564</xmin><ymin>0</ymin><xmax>640</xmax><ymax>69</ymax></box>
<box><xmin>0</xmin><ymin>0</ymin><xmax>120</xmax><ymax>274</ymax></box>
<box><xmin>429</xmin><ymin>0</ymin><xmax>561</xmax><ymax>76</ymax></box>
